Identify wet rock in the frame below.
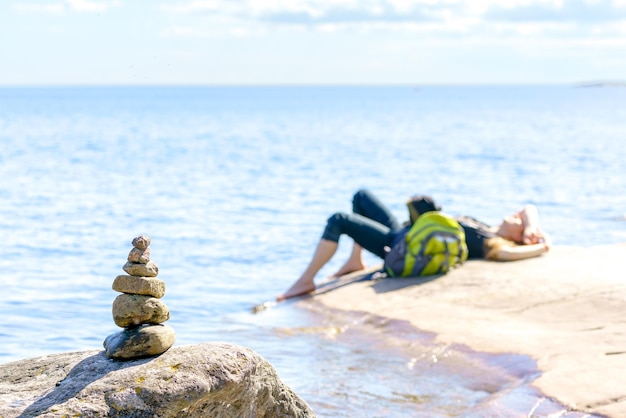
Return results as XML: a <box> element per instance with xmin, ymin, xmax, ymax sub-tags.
<box><xmin>112</xmin><ymin>275</ymin><xmax>165</xmax><ymax>298</ymax></box>
<box><xmin>112</xmin><ymin>294</ymin><xmax>170</xmax><ymax>327</ymax></box>
<box><xmin>103</xmin><ymin>324</ymin><xmax>176</xmax><ymax>360</ymax></box>
<box><xmin>122</xmin><ymin>260</ymin><xmax>159</xmax><ymax>277</ymax></box>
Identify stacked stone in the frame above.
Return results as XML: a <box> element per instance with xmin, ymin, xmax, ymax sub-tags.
<box><xmin>103</xmin><ymin>235</ymin><xmax>176</xmax><ymax>360</ymax></box>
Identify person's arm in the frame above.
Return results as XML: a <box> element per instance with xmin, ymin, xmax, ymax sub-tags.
<box><xmin>491</xmin><ymin>242</ymin><xmax>549</xmax><ymax>261</ymax></box>
<box><xmin>518</xmin><ymin>204</ymin><xmax>548</xmax><ymax>245</ymax></box>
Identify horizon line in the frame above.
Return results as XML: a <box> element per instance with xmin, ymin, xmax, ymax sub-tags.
<box><xmin>2</xmin><ymin>81</ymin><xmax>625</xmax><ymax>89</ymax></box>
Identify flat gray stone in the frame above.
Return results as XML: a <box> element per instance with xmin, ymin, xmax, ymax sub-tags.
<box><xmin>103</xmin><ymin>323</ymin><xmax>176</xmax><ymax>360</ymax></box>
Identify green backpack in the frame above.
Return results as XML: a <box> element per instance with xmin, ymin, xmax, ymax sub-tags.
<box><xmin>384</xmin><ymin>211</ymin><xmax>468</xmax><ymax>277</ymax></box>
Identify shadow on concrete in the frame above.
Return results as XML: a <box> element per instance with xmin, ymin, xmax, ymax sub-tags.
<box><xmin>370</xmin><ymin>274</ymin><xmax>442</xmax><ymax>294</ymax></box>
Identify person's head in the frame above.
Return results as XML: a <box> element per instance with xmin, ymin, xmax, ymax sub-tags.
<box><xmin>496</xmin><ymin>214</ymin><xmax>525</xmax><ymax>243</ymax></box>
<box><xmin>407</xmin><ymin>195</ymin><xmax>441</xmax><ymax>223</ymax></box>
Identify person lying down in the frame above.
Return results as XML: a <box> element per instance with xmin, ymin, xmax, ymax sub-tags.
<box><xmin>278</xmin><ymin>189</ymin><xmax>550</xmax><ymax>301</ymax></box>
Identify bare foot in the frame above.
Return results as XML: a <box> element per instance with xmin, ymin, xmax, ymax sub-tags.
<box><xmin>276</xmin><ymin>279</ymin><xmax>316</xmax><ymax>301</ymax></box>
<box><xmin>329</xmin><ymin>260</ymin><xmax>366</xmax><ymax>278</ymax></box>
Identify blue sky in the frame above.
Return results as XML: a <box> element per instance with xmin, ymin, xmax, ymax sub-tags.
<box><xmin>1</xmin><ymin>0</ymin><xmax>626</xmax><ymax>85</ymax></box>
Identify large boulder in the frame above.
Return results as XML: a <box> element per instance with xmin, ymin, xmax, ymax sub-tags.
<box><xmin>0</xmin><ymin>342</ymin><xmax>315</xmax><ymax>417</ymax></box>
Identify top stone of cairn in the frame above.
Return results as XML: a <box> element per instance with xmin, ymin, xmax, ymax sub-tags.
<box><xmin>128</xmin><ymin>235</ymin><xmax>151</xmax><ymax>264</ymax></box>
<box><xmin>132</xmin><ymin>235</ymin><xmax>151</xmax><ymax>250</ymax></box>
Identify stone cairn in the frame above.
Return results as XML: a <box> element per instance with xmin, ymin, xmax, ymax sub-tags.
<box><xmin>103</xmin><ymin>235</ymin><xmax>176</xmax><ymax>360</ymax></box>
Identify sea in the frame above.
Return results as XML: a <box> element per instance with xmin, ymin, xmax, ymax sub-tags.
<box><xmin>1</xmin><ymin>85</ymin><xmax>625</xmax><ymax>417</ymax></box>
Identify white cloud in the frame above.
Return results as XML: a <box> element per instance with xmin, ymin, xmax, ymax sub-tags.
<box><xmin>161</xmin><ymin>21</ymin><xmax>266</xmax><ymax>38</ymax></box>
<box><xmin>159</xmin><ymin>0</ymin><xmax>626</xmax><ymax>25</ymax></box>
<box><xmin>155</xmin><ymin>0</ymin><xmax>626</xmax><ymax>43</ymax></box>
<box><xmin>484</xmin><ymin>0</ymin><xmax>626</xmax><ymax>23</ymax></box>
<box><xmin>12</xmin><ymin>2</ymin><xmax>66</xmax><ymax>15</ymax></box>
<box><xmin>160</xmin><ymin>0</ymin><xmax>220</xmax><ymax>14</ymax></box>
<box><xmin>66</xmin><ymin>0</ymin><xmax>120</xmax><ymax>12</ymax></box>
<box><xmin>12</xmin><ymin>0</ymin><xmax>120</xmax><ymax>15</ymax></box>
<box><xmin>5</xmin><ymin>0</ymin><xmax>626</xmax><ymax>84</ymax></box>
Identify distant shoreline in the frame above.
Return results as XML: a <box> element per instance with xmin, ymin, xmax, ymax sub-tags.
<box><xmin>576</xmin><ymin>81</ymin><xmax>626</xmax><ymax>88</ymax></box>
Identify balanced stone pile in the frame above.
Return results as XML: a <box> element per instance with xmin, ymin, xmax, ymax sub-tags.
<box><xmin>103</xmin><ymin>235</ymin><xmax>176</xmax><ymax>360</ymax></box>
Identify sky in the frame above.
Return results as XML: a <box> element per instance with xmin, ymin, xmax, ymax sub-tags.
<box><xmin>1</xmin><ymin>0</ymin><xmax>626</xmax><ymax>85</ymax></box>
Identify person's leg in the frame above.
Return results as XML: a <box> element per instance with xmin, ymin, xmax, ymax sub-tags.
<box><xmin>323</xmin><ymin>212</ymin><xmax>392</xmax><ymax>258</ymax></box>
<box><xmin>331</xmin><ymin>189</ymin><xmax>401</xmax><ymax>277</ymax></box>
<box><xmin>352</xmin><ymin>189</ymin><xmax>401</xmax><ymax>230</ymax></box>
<box><xmin>330</xmin><ymin>241</ymin><xmax>365</xmax><ymax>278</ymax></box>
<box><xmin>278</xmin><ymin>212</ymin><xmax>393</xmax><ymax>300</ymax></box>
<box><xmin>277</xmin><ymin>239</ymin><xmax>338</xmax><ymax>301</ymax></box>
<box><xmin>323</xmin><ymin>211</ymin><xmax>394</xmax><ymax>277</ymax></box>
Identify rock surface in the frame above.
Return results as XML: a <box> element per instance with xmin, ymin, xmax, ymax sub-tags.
<box><xmin>127</xmin><ymin>247</ymin><xmax>150</xmax><ymax>263</ymax></box>
<box><xmin>122</xmin><ymin>260</ymin><xmax>159</xmax><ymax>277</ymax></box>
<box><xmin>131</xmin><ymin>234</ymin><xmax>151</xmax><ymax>250</ymax></box>
<box><xmin>303</xmin><ymin>244</ymin><xmax>626</xmax><ymax>418</ymax></box>
<box><xmin>0</xmin><ymin>342</ymin><xmax>315</xmax><ymax>417</ymax></box>
<box><xmin>103</xmin><ymin>324</ymin><xmax>176</xmax><ymax>360</ymax></box>
<box><xmin>112</xmin><ymin>294</ymin><xmax>170</xmax><ymax>327</ymax></box>
<box><xmin>112</xmin><ymin>275</ymin><xmax>165</xmax><ymax>298</ymax></box>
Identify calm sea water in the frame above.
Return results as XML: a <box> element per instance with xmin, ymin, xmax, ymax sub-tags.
<box><xmin>1</xmin><ymin>86</ymin><xmax>624</xmax><ymax>416</ymax></box>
